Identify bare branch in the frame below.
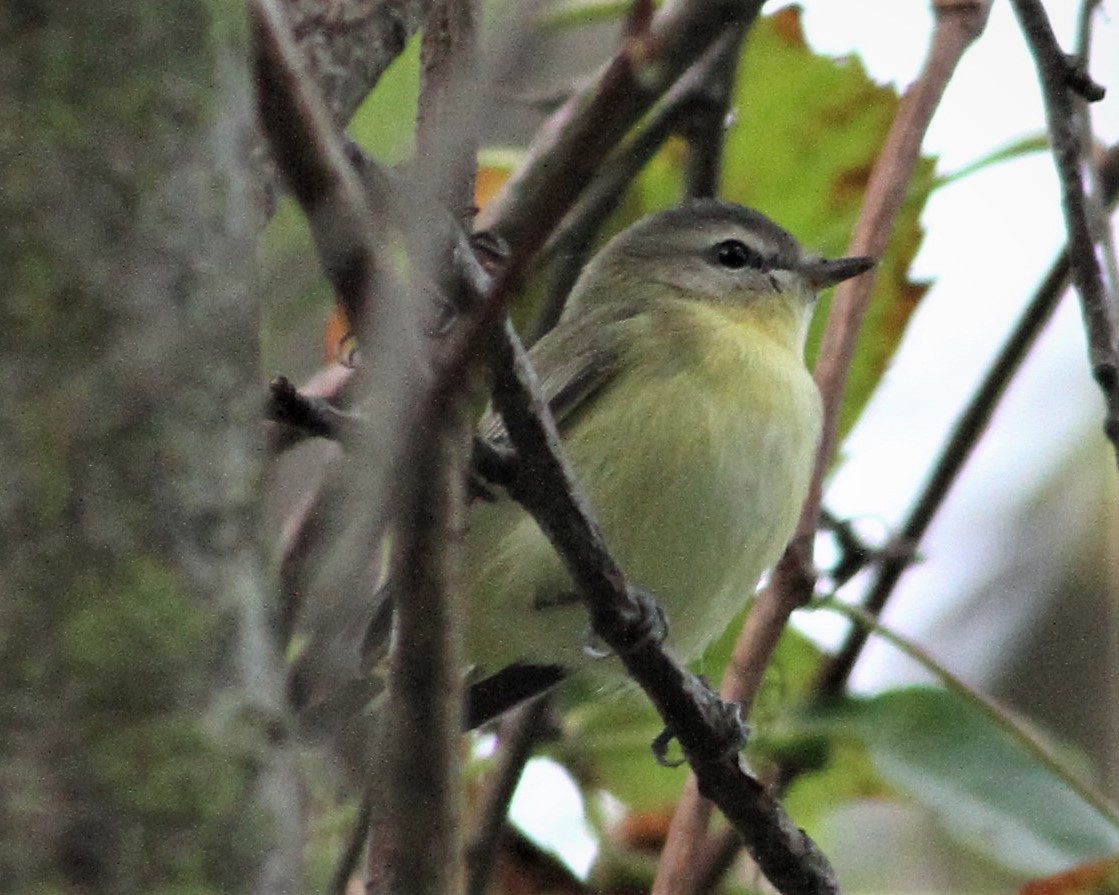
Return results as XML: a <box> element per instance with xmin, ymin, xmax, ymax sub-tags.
<box><xmin>816</xmin><ymin>141</ymin><xmax>1119</xmax><ymax>699</ymax></box>
<box><xmin>681</xmin><ymin>22</ymin><xmax>750</xmax><ymax>199</ymax></box>
<box><xmin>266</xmin><ymin>375</ymin><xmax>365</xmax><ymax>445</ymax></box>
<box><xmin>417</xmin><ymin>0</ymin><xmax>479</xmax><ymax>223</ymax></box>
<box><xmin>732</xmin><ymin>0</ymin><xmax>993</xmax><ymax>710</ymax></box>
<box><xmin>252</xmin><ymin>8</ymin><xmax>494</xmax><ymax>895</ymax></box>
<box><xmin>1009</xmin><ymin>0</ymin><xmax>1119</xmax><ymax>463</ymax></box>
<box><xmin>808</xmin><ymin>0</ymin><xmax>993</xmax><ymax>537</ymax></box>
<box><xmin>266</xmin><ymin>364</ymin><xmax>357</xmax><ymax>455</ymax></box>
<box><xmin>252</xmin><ymin>0</ymin><xmax>391</xmax><ymax>327</ymax></box>
<box><xmin>529</xmin><ymin>26</ymin><xmax>748</xmax><ymax>339</ymax></box>
<box><xmin>382</xmin><ymin>396</ymin><xmax>472</xmax><ymax>895</ymax></box>
<box><xmin>374</xmin><ymin>4</ymin><xmax>483</xmax><ymax>893</ymax></box>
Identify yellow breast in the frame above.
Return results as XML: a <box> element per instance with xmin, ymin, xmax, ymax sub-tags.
<box><xmin>464</xmin><ymin>298</ymin><xmax>821</xmax><ymax>674</ymax></box>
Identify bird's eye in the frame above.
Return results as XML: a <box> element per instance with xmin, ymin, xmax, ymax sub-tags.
<box><xmin>713</xmin><ymin>239</ymin><xmax>766</xmax><ymax>270</ymax></box>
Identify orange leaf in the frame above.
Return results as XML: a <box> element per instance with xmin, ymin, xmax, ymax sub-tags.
<box><xmin>325</xmin><ymin>305</ymin><xmax>356</xmax><ymax>363</ymax></box>
<box><xmin>1019</xmin><ymin>857</ymin><xmax>1119</xmax><ymax>895</ymax></box>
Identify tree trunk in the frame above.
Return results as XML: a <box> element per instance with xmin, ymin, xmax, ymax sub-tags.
<box><xmin>0</xmin><ymin>3</ymin><xmax>300</xmax><ymax>892</ymax></box>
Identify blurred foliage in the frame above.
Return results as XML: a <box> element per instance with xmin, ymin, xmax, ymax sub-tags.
<box><xmin>2</xmin><ymin>560</ymin><xmax>263</xmax><ymax>893</ymax></box>
<box><xmin>806</xmin><ymin>687</ymin><xmax>1119</xmax><ymax>877</ymax></box>
<box><xmin>1019</xmin><ymin>857</ymin><xmax>1119</xmax><ymax>895</ymax></box>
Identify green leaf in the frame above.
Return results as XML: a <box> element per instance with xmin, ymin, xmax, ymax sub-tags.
<box><xmin>810</xmin><ymin>687</ymin><xmax>1119</xmax><ymax>875</ymax></box>
<box><xmin>348</xmin><ymin>32</ymin><xmax>421</xmax><ymax>165</ymax></box>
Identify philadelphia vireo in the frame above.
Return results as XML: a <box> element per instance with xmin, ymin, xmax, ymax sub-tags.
<box><xmin>461</xmin><ymin>200</ymin><xmax>873</xmax><ymax>704</ymax></box>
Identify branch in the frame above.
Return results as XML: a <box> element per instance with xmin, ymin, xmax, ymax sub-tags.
<box><xmin>374</xmin><ymin>4</ymin><xmax>482</xmax><ymax>893</ymax></box>
<box><xmin>653</xmin><ymin>4</ymin><xmax>994</xmax><ymax>891</ymax></box>
<box><xmin>489</xmin><ymin>320</ymin><xmax>841</xmax><ymax>895</ymax></box>
<box><xmin>815</xmin><ymin>141</ymin><xmax>1119</xmax><ymax>699</ymax></box>
<box><xmin>252</xmin><ymin>0</ymin><xmax>393</xmax><ymax>327</ymax></box>
<box><xmin>416</xmin><ymin>0</ymin><xmax>479</xmax><ymax>223</ymax></box>
<box><xmin>733</xmin><ymin>0</ymin><xmax>993</xmax><ymax>719</ymax></box>
<box><xmin>266</xmin><ymin>374</ymin><xmax>365</xmax><ymax>445</ymax></box>
<box><xmin>681</xmin><ymin>21</ymin><xmax>749</xmax><ymax>199</ymax></box>
<box><xmin>253</xmin><ymin>8</ymin><xmax>496</xmax><ymax>895</ymax></box>
<box><xmin>1009</xmin><ymin>0</ymin><xmax>1119</xmax><ymax>464</ymax></box>
<box><xmin>529</xmin><ymin>26</ymin><xmax>748</xmax><ymax>340</ymax></box>
<box><xmin>478</xmin><ymin>0</ymin><xmax>765</xmax><ymax>261</ymax></box>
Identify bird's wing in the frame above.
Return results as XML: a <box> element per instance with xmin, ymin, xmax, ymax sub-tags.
<box><xmin>480</xmin><ymin>300</ymin><xmax>644</xmax><ymax>444</ymax></box>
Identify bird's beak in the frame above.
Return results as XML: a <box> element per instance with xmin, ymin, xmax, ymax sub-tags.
<box><xmin>799</xmin><ymin>255</ymin><xmax>876</xmax><ymax>290</ymax></box>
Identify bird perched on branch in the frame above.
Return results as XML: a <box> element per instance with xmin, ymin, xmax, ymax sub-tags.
<box><xmin>458</xmin><ymin>200</ymin><xmax>874</xmax><ymax>722</ymax></box>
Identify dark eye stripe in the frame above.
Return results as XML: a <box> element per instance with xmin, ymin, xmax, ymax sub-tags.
<box><xmin>713</xmin><ymin>239</ymin><xmax>767</xmax><ymax>270</ymax></box>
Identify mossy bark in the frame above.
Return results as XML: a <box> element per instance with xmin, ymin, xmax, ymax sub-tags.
<box><xmin>0</xmin><ymin>3</ymin><xmax>299</xmax><ymax>893</ymax></box>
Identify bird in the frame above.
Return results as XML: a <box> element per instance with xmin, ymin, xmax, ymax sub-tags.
<box><xmin>459</xmin><ymin>199</ymin><xmax>874</xmax><ymax>718</ymax></box>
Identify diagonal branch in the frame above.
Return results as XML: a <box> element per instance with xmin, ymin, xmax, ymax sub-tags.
<box><xmin>479</xmin><ymin>0</ymin><xmax>765</xmax><ymax>261</ymax></box>
<box><xmin>729</xmin><ymin>0</ymin><xmax>993</xmax><ymax>721</ymax></box>
<box><xmin>252</xmin><ymin>0</ymin><xmax>393</xmax><ymax>327</ymax></box>
<box><xmin>529</xmin><ymin>25</ymin><xmax>750</xmax><ymax>340</ymax></box>
<box><xmin>1009</xmin><ymin>0</ymin><xmax>1119</xmax><ymax>464</ymax></box>
<box><xmin>489</xmin><ymin>321</ymin><xmax>841</xmax><ymax>895</ymax></box>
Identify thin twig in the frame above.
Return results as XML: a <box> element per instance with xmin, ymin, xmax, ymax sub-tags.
<box><xmin>1074</xmin><ymin>0</ymin><xmax>1102</xmax><ymax>58</ymax></box>
<box><xmin>327</xmin><ymin>791</ymin><xmax>373</xmax><ymax>895</ymax></box>
<box><xmin>732</xmin><ymin>0</ymin><xmax>993</xmax><ymax>719</ymax></box>
<box><xmin>529</xmin><ymin>26</ymin><xmax>747</xmax><ymax>340</ymax></box>
<box><xmin>266</xmin><ymin>375</ymin><xmax>365</xmax><ymax>444</ymax></box>
<box><xmin>266</xmin><ymin>364</ymin><xmax>357</xmax><ymax>455</ymax></box>
<box><xmin>253</xmin><ymin>0</ymin><xmax>420</xmax><ymax>330</ymax></box>
<box><xmin>743</xmin><ymin>0</ymin><xmax>991</xmax><ymax>719</ymax></box>
<box><xmin>682</xmin><ymin>21</ymin><xmax>749</xmax><ymax>199</ymax></box>
<box><xmin>817</xmin><ymin>142</ymin><xmax>1119</xmax><ymax>698</ymax></box>
<box><xmin>1074</xmin><ymin>0</ymin><xmax>1119</xmax><ymax>413</ymax></box>
<box><xmin>652</xmin><ymin>5</ymin><xmax>994</xmax><ymax>892</ymax></box>
<box><xmin>807</xmin><ymin>0</ymin><xmax>993</xmax><ymax>541</ymax></box>
<box><xmin>1009</xmin><ymin>0</ymin><xmax>1119</xmax><ymax>464</ymax></box>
